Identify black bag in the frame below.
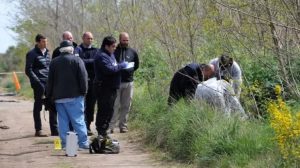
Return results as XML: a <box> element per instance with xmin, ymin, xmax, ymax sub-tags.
<box><xmin>89</xmin><ymin>136</ymin><xmax>120</xmax><ymax>154</ymax></box>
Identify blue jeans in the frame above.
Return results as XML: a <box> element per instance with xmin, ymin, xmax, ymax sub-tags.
<box><xmin>55</xmin><ymin>96</ymin><xmax>88</xmax><ymax>148</ymax></box>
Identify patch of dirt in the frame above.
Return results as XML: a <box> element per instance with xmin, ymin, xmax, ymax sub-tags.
<box><xmin>0</xmin><ymin>95</ymin><xmax>180</xmax><ymax>168</ymax></box>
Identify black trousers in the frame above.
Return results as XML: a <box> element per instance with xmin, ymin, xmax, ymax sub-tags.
<box><xmin>168</xmin><ymin>70</ymin><xmax>198</xmax><ymax>105</ymax></box>
<box><xmin>94</xmin><ymin>83</ymin><xmax>117</xmax><ymax>136</ymax></box>
<box><xmin>85</xmin><ymin>81</ymin><xmax>97</xmax><ymax>129</ymax></box>
<box><xmin>32</xmin><ymin>83</ymin><xmax>58</xmax><ymax>133</ymax></box>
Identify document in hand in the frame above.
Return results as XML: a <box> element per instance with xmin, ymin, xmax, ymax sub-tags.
<box><xmin>124</xmin><ymin>62</ymin><xmax>135</xmax><ymax>69</ymax></box>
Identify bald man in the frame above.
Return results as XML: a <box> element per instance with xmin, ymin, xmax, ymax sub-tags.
<box><xmin>168</xmin><ymin>63</ymin><xmax>215</xmax><ymax>105</ymax></box>
<box><xmin>52</xmin><ymin>31</ymin><xmax>79</xmax><ymax>59</ymax></box>
<box><xmin>109</xmin><ymin>32</ymin><xmax>139</xmax><ymax>133</ymax></box>
<box><xmin>76</xmin><ymin>32</ymin><xmax>98</xmax><ymax>136</ymax></box>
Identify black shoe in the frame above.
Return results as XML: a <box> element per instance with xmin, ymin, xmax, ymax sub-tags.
<box><xmin>35</xmin><ymin>130</ymin><xmax>48</xmax><ymax>137</ymax></box>
<box><xmin>51</xmin><ymin>132</ymin><xmax>59</xmax><ymax>136</ymax></box>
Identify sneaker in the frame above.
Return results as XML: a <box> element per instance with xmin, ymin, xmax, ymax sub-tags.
<box><xmin>78</xmin><ymin>144</ymin><xmax>89</xmax><ymax>151</ymax></box>
<box><xmin>35</xmin><ymin>130</ymin><xmax>48</xmax><ymax>137</ymax></box>
<box><xmin>120</xmin><ymin>128</ymin><xmax>128</xmax><ymax>133</ymax></box>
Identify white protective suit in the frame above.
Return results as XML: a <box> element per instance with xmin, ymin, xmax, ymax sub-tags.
<box><xmin>194</xmin><ymin>78</ymin><xmax>247</xmax><ymax>118</ymax></box>
<box><xmin>209</xmin><ymin>58</ymin><xmax>242</xmax><ymax>99</ymax></box>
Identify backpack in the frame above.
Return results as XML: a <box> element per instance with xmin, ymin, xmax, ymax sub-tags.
<box><xmin>89</xmin><ymin>136</ymin><xmax>120</xmax><ymax>154</ymax></box>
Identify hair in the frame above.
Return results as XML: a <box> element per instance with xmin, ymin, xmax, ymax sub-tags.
<box><xmin>59</xmin><ymin>46</ymin><xmax>74</xmax><ymax>54</ymax></box>
<box><xmin>101</xmin><ymin>36</ymin><xmax>116</xmax><ymax>49</ymax></box>
<box><xmin>220</xmin><ymin>54</ymin><xmax>233</xmax><ymax>66</ymax></box>
<box><xmin>62</xmin><ymin>31</ymin><xmax>72</xmax><ymax>40</ymax></box>
<box><xmin>35</xmin><ymin>34</ymin><xmax>46</xmax><ymax>42</ymax></box>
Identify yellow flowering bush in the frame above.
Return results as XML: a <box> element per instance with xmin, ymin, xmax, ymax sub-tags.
<box><xmin>267</xmin><ymin>85</ymin><xmax>300</xmax><ymax>160</ymax></box>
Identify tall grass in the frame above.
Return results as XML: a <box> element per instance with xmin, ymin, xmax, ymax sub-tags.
<box><xmin>130</xmin><ymin>84</ymin><xmax>283</xmax><ymax>167</ymax></box>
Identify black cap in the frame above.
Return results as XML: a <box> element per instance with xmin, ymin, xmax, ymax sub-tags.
<box><xmin>60</xmin><ymin>40</ymin><xmax>73</xmax><ymax>48</ymax></box>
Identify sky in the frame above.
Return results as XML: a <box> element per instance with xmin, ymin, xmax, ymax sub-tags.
<box><xmin>0</xmin><ymin>1</ymin><xmax>17</xmax><ymax>53</ymax></box>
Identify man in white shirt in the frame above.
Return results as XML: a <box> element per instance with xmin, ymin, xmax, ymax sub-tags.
<box><xmin>209</xmin><ymin>54</ymin><xmax>242</xmax><ymax>99</ymax></box>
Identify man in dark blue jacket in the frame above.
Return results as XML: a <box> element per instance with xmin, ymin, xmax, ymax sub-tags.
<box><xmin>109</xmin><ymin>32</ymin><xmax>139</xmax><ymax>133</ymax></box>
<box><xmin>168</xmin><ymin>63</ymin><xmax>215</xmax><ymax>105</ymax></box>
<box><xmin>94</xmin><ymin>36</ymin><xmax>128</xmax><ymax>140</ymax></box>
<box><xmin>52</xmin><ymin>31</ymin><xmax>79</xmax><ymax>59</ymax></box>
<box><xmin>77</xmin><ymin>32</ymin><xmax>98</xmax><ymax>135</ymax></box>
<box><xmin>25</xmin><ymin>34</ymin><xmax>58</xmax><ymax>137</ymax></box>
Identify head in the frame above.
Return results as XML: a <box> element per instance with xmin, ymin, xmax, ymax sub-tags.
<box><xmin>35</xmin><ymin>34</ymin><xmax>47</xmax><ymax>49</ymax></box>
<box><xmin>119</xmin><ymin>32</ymin><xmax>129</xmax><ymax>47</ymax></box>
<box><xmin>101</xmin><ymin>36</ymin><xmax>117</xmax><ymax>54</ymax></box>
<box><xmin>82</xmin><ymin>32</ymin><xmax>93</xmax><ymax>47</ymax></box>
<box><xmin>201</xmin><ymin>64</ymin><xmax>215</xmax><ymax>80</ymax></box>
<box><xmin>59</xmin><ymin>40</ymin><xmax>74</xmax><ymax>54</ymax></box>
<box><xmin>62</xmin><ymin>31</ymin><xmax>74</xmax><ymax>42</ymax></box>
<box><xmin>219</xmin><ymin>54</ymin><xmax>233</xmax><ymax>70</ymax></box>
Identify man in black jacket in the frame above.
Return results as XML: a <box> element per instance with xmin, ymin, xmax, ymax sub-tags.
<box><xmin>52</xmin><ymin>31</ymin><xmax>79</xmax><ymax>59</ymax></box>
<box><xmin>109</xmin><ymin>32</ymin><xmax>139</xmax><ymax>133</ymax></box>
<box><xmin>94</xmin><ymin>36</ymin><xmax>128</xmax><ymax>139</ymax></box>
<box><xmin>77</xmin><ymin>32</ymin><xmax>98</xmax><ymax>135</ymax></box>
<box><xmin>25</xmin><ymin>34</ymin><xmax>57</xmax><ymax>137</ymax></box>
<box><xmin>47</xmin><ymin>40</ymin><xmax>89</xmax><ymax>150</ymax></box>
<box><xmin>168</xmin><ymin>63</ymin><xmax>215</xmax><ymax>105</ymax></box>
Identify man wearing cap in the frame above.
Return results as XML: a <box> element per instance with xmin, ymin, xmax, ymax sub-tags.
<box><xmin>168</xmin><ymin>63</ymin><xmax>215</xmax><ymax>105</ymax></box>
<box><xmin>47</xmin><ymin>40</ymin><xmax>89</xmax><ymax>149</ymax></box>
<box><xmin>209</xmin><ymin>54</ymin><xmax>242</xmax><ymax>99</ymax></box>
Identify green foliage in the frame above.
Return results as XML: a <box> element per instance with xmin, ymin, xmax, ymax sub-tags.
<box><xmin>130</xmin><ymin>84</ymin><xmax>281</xmax><ymax>167</ymax></box>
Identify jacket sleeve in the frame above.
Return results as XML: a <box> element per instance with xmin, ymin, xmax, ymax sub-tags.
<box><xmin>133</xmin><ymin>51</ymin><xmax>139</xmax><ymax>71</ymax></box>
<box><xmin>46</xmin><ymin>63</ymin><xmax>54</xmax><ymax>99</ymax></box>
<box><xmin>77</xmin><ymin>58</ymin><xmax>88</xmax><ymax>95</ymax></box>
<box><xmin>25</xmin><ymin>52</ymin><xmax>40</xmax><ymax>84</ymax></box>
<box><xmin>98</xmin><ymin>56</ymin><xmax>123</xmax><ymax>75</ymax></box>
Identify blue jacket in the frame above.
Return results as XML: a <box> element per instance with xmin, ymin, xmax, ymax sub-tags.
<box><xmin>25</xmin><ymin>45</ymin><xmax>51</xmax><ymax>86</ymax></box>
<box><xmin>94</xmin><ymin>49</ymin><xmax>124</xmax><ymax>89</ymax></box>
<box><xmin>77</xmin><ymin>44</ymin><xmax>97</xmax><ymax>81</ymax></box>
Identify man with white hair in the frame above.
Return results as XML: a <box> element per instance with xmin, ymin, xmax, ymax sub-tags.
<box><xmin>47</xmin><ymin>40</ymin><xmax>89</xmax><ymax>150</ymax></box>
<box><xmin>52</xmin><ymin>31</ymin><xmax>79</xmax><ymax>59</ymax></box>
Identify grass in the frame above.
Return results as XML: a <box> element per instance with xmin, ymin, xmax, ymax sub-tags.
<box><xmin>129</xmin><ymin>84</ymin><xmax>283</xmax><ymax>167</ymax></box>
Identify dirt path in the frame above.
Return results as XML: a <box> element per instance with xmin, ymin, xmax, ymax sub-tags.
<box><xmin>0</xmin><ymin>95</ymin><xmax>176</xmax><ymax>168</ymax></box>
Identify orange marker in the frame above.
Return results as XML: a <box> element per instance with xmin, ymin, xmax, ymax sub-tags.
<box><xmin>12</xmin><ymin>71</ymin><xmax>21</xmax><ymax>91</ymax></box>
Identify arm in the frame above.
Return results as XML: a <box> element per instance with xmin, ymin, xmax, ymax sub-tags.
<box><xmin>46</xmin><ymin>63</ymin><xmax>54</xmax><ymax>99</ymax></box>
<box><xmin>25</xmin><ymin>52</ymin><xmax>40</xmax><ymax>84</ymax></box>
<box><xmin>133</xmin><ymin>51</ymin><xmax>139</xmax><ymax>71</ymax></box>
<box><xmin>99</xmin><ymin>56</ymin><xmax>124</xmax><ymax>75</ymax></box>
<box><xmin>77</xmin><ymin>58</ymin><xmax>88</xmax><ymax>95</ymax></box>
<box><xmin>231</xmin><ymin>62</ymin><xmax>242</xmax><ymax>99</ymax></box>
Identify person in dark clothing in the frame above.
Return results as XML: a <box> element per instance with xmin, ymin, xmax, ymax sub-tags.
<box><xmin>47</xmin><ymin>40</ymin><xmax>89</xmax><ymax>150</ymax></box>
<box><xmin>25</xmin><ymin>34</ymin><xmax>58</xmax><ymax>137</ymax></box>
<box><xmin>94</xmin><ymin>36</ymin><xmax>128</xmax><ymax>140</ymax></box>
<box><xmin>77</xmin><ymin>32</ymin><xmax>98</xmax><ymax>136</ymax></box>
<box><xmin>109</xmin><ymin>32</ymin><xmax>139</xmax><ymax>133</ymax></box>
<box><xmin>168</xmin><ymin>63</ymin><xmax>215</xmax><ymax>105</ymax></box>
<box><xmin>52</xmin><ymin>31</ymin><xmax>79</xmax><ymax>59</ymax></box>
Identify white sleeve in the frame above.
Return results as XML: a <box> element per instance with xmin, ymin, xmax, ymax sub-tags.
<box><xmin>231</xmin><ymin>62</ymin><xmax>242</xmax><ymax>98</ymax></box>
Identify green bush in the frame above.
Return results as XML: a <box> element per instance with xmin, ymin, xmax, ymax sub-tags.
<box><xmin>130</xmin><ymin>84</ymin><xmax>282</xmax><ymax>167</ymax></box>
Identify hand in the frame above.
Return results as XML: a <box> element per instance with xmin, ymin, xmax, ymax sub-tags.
<box><xmin>119</xmin><ymin>62</ymin><xmax>128</xmax><ymax>69</ymax></box>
